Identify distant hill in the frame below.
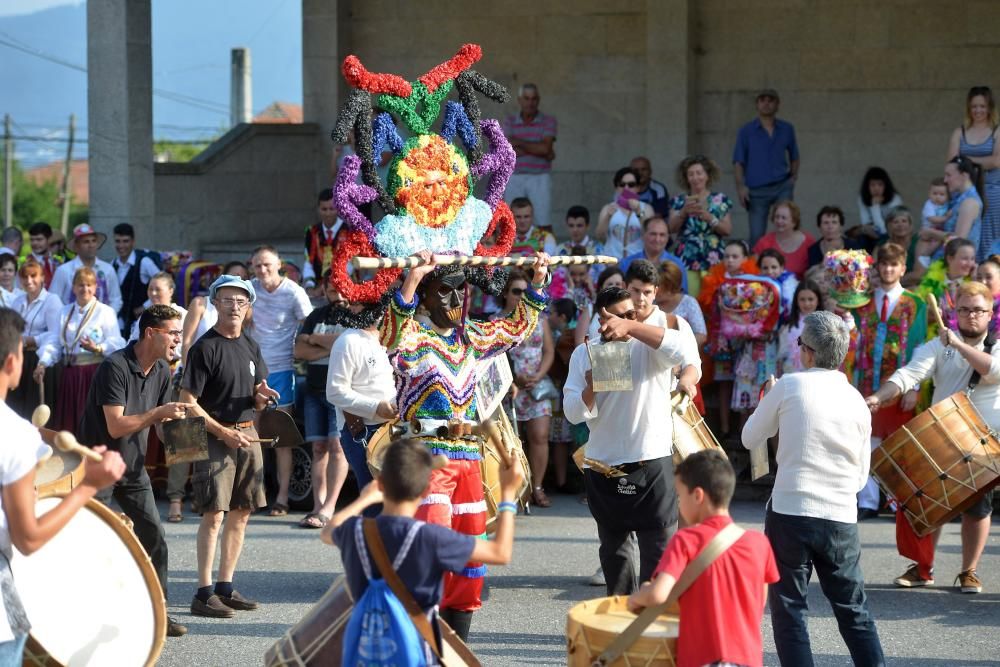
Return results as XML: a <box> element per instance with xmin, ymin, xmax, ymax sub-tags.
<box><xmin>1</xmin><ymin>1</ymin><xmax>302</xmax><ymax>168</ymax></box>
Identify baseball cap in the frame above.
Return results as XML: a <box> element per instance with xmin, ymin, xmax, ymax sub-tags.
<box><xmin>209</xmin><ymin>274</ymin><xmax>257</xmax><ymax>304</ymax></box>
<box><xmin>757</xmin><ymin>88</ymin><xmax>780</xmax><ymax>100</ymax></box>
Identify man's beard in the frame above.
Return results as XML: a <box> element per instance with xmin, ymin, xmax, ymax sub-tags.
<box><xmin>959</xmin><ymin>326</ymin><xmax>986</xmax><ymax>340</ymax></box>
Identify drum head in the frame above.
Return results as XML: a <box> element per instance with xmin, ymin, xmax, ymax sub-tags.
<box><xmin>11</xmin><ymin>497</ymin><xmax>166</xmax><ymax>667</ymax></box>
<box><xmin>34</xmin><ymin>448</ymin><xmax>83</xmax><ymax>492</ymax></box>
<box><xmin>366</xmin><ymin>420</ymin><xmax>402</xmax><ymax>477</ymax></box>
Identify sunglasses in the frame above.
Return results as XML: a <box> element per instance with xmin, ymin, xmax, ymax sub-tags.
<box><xmin>602</xmin><ymin>309</ymin><xmax>637</xmax><ymax>321</ymax></box>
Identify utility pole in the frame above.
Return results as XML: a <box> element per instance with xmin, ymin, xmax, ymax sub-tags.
<box><xmin>59</xmin><ymin>114</ymin><xmax>75</xmax><ymax>234</ymax></box>
<box><xmin>3</xmin><ymin>114</ymin><xmax>11</xmax><ymax>229</ymax></box>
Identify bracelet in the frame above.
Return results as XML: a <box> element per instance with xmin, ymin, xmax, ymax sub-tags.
<box><xmin>497</xmin><ymin>501</ymin><xmax>518</xmax><ymax>514</ymax></box>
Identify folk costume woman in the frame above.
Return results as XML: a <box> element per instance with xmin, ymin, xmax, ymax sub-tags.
<box><xmin>325</xmin><ymin>45</ymin><xmax>552</xmax><ymax>640</ymax></box>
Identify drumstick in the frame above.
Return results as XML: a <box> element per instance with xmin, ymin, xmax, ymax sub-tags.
<box><xmin>351</xmin><ymin>254</ymin><xmax>619</xmax><ymax>270</ymax></box>
<box><xmin>38</xmin><ymin>377</ymin><xmax>44</xmax><ymax>408</ymax></box>
<box><xmin>927</xmin><ymin>293</ymin><xmax>947</xmax><ymax>331</ymax></box>
<box><xmin>31</xmin><ymin>404</ymin><xmax>51</xmax><ymax>429</ymax></box>
<box><xmin>54</xmin><ymin>431</ymin><xmax>103</xmax><ymax>462</ymax></box>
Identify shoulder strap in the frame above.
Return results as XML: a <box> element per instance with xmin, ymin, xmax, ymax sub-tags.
<box><xmin>595</xmin><ymin>522</ymin><xmax>746</xmax><ymax>666</ymax></box>
<box><xmin>363</xmin><ymin>518</ymin><xmax>443</xmax><ymax>661</ymax></box>
<box><xmin>968</xmin><ymin>332</ymin><xmax>996</xmax><ymax>390</ymax></box>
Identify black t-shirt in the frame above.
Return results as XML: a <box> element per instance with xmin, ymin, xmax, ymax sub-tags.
<box><xmin>182</xmin><ymin>328</ymin><xmax>268</xmax><ymax>423</ymax></box>
<box><xmin>299</xmin><ymin>305</ymin><xmax>341</xmax><ymax>394</ymax></box>
<box><xmin>78</xmin><ymin>343</ymin><xmax>171</xmax><ymax>480</ymax></box>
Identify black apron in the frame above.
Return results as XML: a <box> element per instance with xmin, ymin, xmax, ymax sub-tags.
<box><xmin>584</xmin><ymin>455</ymin><xmax>677</xmax><ymax>531</ymax></box>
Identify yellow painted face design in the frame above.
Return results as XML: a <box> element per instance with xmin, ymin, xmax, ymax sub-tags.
<box><xmin>394</xmin><ymin>135</ymin><xmax>470</xmax><ymax>228</ymax></box>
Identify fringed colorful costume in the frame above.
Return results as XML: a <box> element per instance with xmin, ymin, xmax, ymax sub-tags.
<box><xmin>326</xmin><ymin>45</ymin><xmax>546</xmax><ymax>614</ymax></box>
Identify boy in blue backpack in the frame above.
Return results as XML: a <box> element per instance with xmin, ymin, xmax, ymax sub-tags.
<box><xmin>321</xmin><ymin>438</ymin><xmax>524</xmax><ymax>663</ymax></box>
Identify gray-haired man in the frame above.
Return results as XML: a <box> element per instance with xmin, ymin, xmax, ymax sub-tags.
<box><xmin>743</xmin><ymin>311</ymin><xmax>884</xmax><ymax>666</ymax></box>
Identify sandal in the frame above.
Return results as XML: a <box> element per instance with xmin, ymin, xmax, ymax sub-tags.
<box><xmin>268</xmin><ymin>503</ymin><xmax>289</xmax><ymax>517</ymax></box>
<box><xmin>531</xmin><ymin>487</ymin><xmax>552</xmax><ymax>508</ymax></box>
<box><xmin>298</xmin><ymin>513</ymin><xmax>328</xmax><ymax>529</ymax></box>
<box><xmin>167</xmin><ymin>501</ymin><xmax>183</xmax><ymax>523</ymax></box>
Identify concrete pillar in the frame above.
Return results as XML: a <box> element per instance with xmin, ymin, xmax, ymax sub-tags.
<box><xmin>302</xmin><ymin>0</ymin><xmax>349</xmax><ymax>190</ymax></box>
<box><xmin>230</xmin><ymin>47</ymin><xmax>253</xmax><ymax>127</ymax></box>
<box><xmin>86</xmin><ymin>0</ymin><xmax>154</xmax><ymax>243</ymax></box>
<box><xmin>645</xmin><ymin>0</ymin><xmax>693</xmax><ymax>173</ymax></box>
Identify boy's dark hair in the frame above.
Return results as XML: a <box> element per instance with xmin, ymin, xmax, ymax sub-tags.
<box><xmin>137</xmin><ymin>304</ymin><xmax>182</xmax><ymax>340</ymax></box>
<box><xmin>0</xmin><ymin>254</ymin><xmax>16</xmax><ymax>271</ymax></box>
<box><xmin>509</xmin><ymin>196</ymin><xmax>533</xmax><ymax>211</ymax></box>
<box><xmin>566</xmin><ymin>205</ymin><xmax>590</xmax><ymax>224</ymax></box>
<box><xmin>0</xmin><ymin>308</ymin><xmax>26</xmax><ymax>363</ymax></box>
<box><xmin>675</xmin><ymin>449</ymin><xmax>735</xmax><ymax>508</ymax></box>
<box><xmin>551</xmin><ymin>297</ymin><xmax>577</xmax><ymax>323</ymax></box>
<box><xmin>318</xmin><ymin>188</ymin><xmax>334</xmax><ymax>203</ymax></box>
<box><xmin>28</xmin><ymin>222</ymin><xmax>52</xmax><ymax>238</ymax></box>
<box><xmin>222</xmin><ymin>260</ymin><xmax>248</xmax><ymax>274</ymax></box>
<box><xmin>624</xmin><ymin>259</ymin><xmax>659</xmax><ymax>286</ymax></box>
<box><xmin>594</xmin><ymin>286</ymin><xmax>631</xmax><ymax>314</ymax></box>
<box><xmin>113</xmin><ymin>223</ymin><xmax>135</xmax><ymax>238</ymax></box>
<box><xmin>380</xmin><ymin>439</ymin><xmax>434</xmax><ymax>501</ymax></box>
<box><xmin>757</xmin><ymin>248</ymin><xmax>786</xmax><ymax>267</ymax></box>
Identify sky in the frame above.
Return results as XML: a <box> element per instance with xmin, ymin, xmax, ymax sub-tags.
<box><xmin>0</xmin><ymin>0</ymin><xmax>83</xmax><ymax>19</ymax></box>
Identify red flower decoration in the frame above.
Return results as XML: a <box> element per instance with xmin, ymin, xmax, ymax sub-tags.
<box><xmin>418</xmin><ymin>44</ymin><xmax>482</xmax><ymax>92</ymax></box>
<box><xmin>330</xmin><ymin>229</ymin><xmax>402</xmax><ymax>303</ymax></box>
<box><xmin>475</xmin><ymin>201</ymin><xmax>515</xmax><ymax>257</ymax></box>
<box><xmin>341</xmin><ymin>55</ymin><xmax>412</xmax><ymax>97</ymax></box>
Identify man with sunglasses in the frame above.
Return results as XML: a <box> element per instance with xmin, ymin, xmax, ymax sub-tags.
<box><xmin>866</xmin><ymin>281</ymin><xmax>998</xmax><ymax>595</ymax></box>
<box><xmin>563</xmin><ymin>282</ymin><xmax>695</xmax><ymax>597</ymax></box>
<box><xmin>78</xmin><ymin>304</ymin><xmax>195</xmax><ymax>638</ymax></box>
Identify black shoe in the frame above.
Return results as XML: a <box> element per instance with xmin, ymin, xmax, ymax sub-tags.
<box><xmin>191</xmin><ymin>594</ymin><xmax>235</xmax><ymax>618</ymax></box>
<box><xmin>857</xmin><ymin>508</ymin><xmax>880</xmax><ymax>521</ymax></box>
<box><xmin>167</xmin><ymin>616</ymin><xmax>188</xmax><ymax>637</ymax></box>
<box><xmin>218</xmin><ymin>589</ymin><xmax>259</xmax><ymax>611</ymax></box>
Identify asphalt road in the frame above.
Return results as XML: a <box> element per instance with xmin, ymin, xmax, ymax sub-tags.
<box><xmin>154</xmin><ymin>496</ymin><xmax>1000</xmax><ymax>666</ymax></box>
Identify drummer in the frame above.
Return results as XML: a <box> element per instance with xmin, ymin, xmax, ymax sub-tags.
<box><xmin>0</xmin><ymin>308</ymin><xmax>126</xmax><ymax>662</ymax></box>
<box><xmin>77</xmin><ymin>304</ymin><xmax>193</xmax><ymax>638</ymax></box>
<box><xmin>866</xmin><ymin>280</ymin><xmax>998</xmax><ymax>594</ymax></box>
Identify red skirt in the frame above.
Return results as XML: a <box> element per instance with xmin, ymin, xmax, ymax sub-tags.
<box><xmin>55</xmin><ymin>363</ymin><xmax>100</xmax><ymax>433</ymax></box>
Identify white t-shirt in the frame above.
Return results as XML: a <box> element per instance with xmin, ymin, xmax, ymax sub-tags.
<box><xmin>249</xmin><ymin>278</ymin><xmax>313</xmax><ymax>373</ymax></box>
<box><xmin>0</xmin><ymin>401</ymin><xmax>50</xmax><ymax>641</ymax></box>
<box><xmin>326</xmin><ymin>328</ymin><xmax>396</xmax><ymax>430</ymax></box>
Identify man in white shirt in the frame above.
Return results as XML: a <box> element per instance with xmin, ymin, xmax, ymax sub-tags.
<box><xmin>866</xmin><ymin>282</ymin><xmax>998</xmax><ymax>594</ymax></box>
<box><xmin>249</xmin><ymin>246</ymin><xmax>313</xmax><ymax>517</ymax></box>
<box><xmin>563</xmin><ymin>284</ymin><xmax>691</xmax><ymax>596</ymax></box>
<box><xmin>0</xmin><ymin>308</ymin><xmax>125</xmax><ymax>661</ymax></box>
<box><xmin>49</xmin><ymin>224</ymin><xmax>123</xmax><ymax>315</ymax></box>
<box><xmin>743</xmin><ymin>311</ymin><xmax>884</xmax><ymax>666</ymax></box>
<box><xmin>112</xmin><ymin>223</ymin><xmax>161</xmax><ymax>336</ymax></box>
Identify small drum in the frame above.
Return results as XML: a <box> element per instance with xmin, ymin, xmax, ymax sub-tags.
<box><xmin>872</xmin><ymin>391</ymin><xmax>1000</xmax><ymax>537</ymax></box>
<box><xmin>566</xmin><ymin>596</ymin><xmax>679</xmax><ymax>666</ymax></box>
<box><xmin>671</xmin><ymin>392</ymin><xmax>727</xmax><ymax>465</ymax></box>
<box><xmin>34</xmin><ymin>448</ymin><xmax>84</xmax><ymax>500</ymax></box>
<box><xmin>265</xmin><ymin>576</ymin><xmax>353</xmax><ymax>666</ymax></box>
<box><xmin>480</xmin><ymin>409</ymin><xmax>532</xmax><ymax>531</ymax></box>
<box><xmin>13</xmin><ymin>496</ymin><xmax>166</xmax><ymax>666</ymax></box>
<box><xmin>365</xmin><ymin>419</ymin><xmax>406</xmax><ymax>477</ymax></box>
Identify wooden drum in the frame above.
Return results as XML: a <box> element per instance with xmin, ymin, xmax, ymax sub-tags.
<box><xmin>365</xmin><ymin>419</ymin><xmax>405</xmax><ymax>477</ymax></box>
<box><xmin>480</xmin><ymin>409</ymin><xmax>531</xmax><ymax>532</ymax></box>
<box><xmin>872</xmin><ymin>391</ymin><xmax>1000</xmax><ymax>537</ymax></box>
<box><xmin>566</xmin><ymin>596</ymin><xmax>680</xmax><ymax>667</ymax></box>
<box><xmin>671</xmin><ymin>392</ymin><xmax>727</xmax><ymax>465</ymax></box>
<box><xmin>265</xmin><ymin>576</ymin><xmax>353</xmax><ymax>666</ymax></box>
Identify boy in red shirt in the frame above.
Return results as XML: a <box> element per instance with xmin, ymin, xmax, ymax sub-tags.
<box><xmin>628</xmin><ymin>450</ymin><xmax>778</xmax><ymax>667</ymax></box>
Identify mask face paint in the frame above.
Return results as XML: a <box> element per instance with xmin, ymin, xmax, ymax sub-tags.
<box><xmin>423</xmin><ymin>272</ymin><xmax>466</xmax><ymax>328</ymax></box>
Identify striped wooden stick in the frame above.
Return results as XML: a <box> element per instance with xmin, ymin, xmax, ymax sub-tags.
<box><xmin>351</xmin><ymin>254</ymin><xmax>619</xmax><ymax>270</ymax></box>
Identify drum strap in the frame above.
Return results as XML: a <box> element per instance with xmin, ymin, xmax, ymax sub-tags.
<box><xmin>968</xmin><ymin>333</ymin><xmax>996</xmax><ymax>391</ymax></box>
<box><xmin>362</xmin><ymin>519</ymin><xmax>482</xmax><ymax>667</ymax></box>
<box><xmin>594</xmin><ymin>522</ymin><xmax>746</xmax><ymax>667</ymax></box>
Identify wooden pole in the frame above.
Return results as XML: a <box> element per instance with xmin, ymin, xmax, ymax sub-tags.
<box><xmin>59</xmin><ymin>114</ymin><xmax>75</xmax><ymax>235</ymax></box>
<box><xmin>3</xmin><ymin>114</ymin><xmax>11</xmax><ymax>229</ymax></box>
<box><xmin>351</xmin><ymin>254</ymin><xmax>619</xmax><ymax>270</ymax></box>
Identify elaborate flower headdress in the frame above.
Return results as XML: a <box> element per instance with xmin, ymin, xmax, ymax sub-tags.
<box><xmin>327</xmin><ymin>44</ymin><xmax>516</xmax><ymax>326</ymax></box>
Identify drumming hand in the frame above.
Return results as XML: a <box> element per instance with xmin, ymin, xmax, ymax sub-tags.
<box><xmin>499</xmin><ymin>452</ymin><xmax>525</xmax><ymax>500</ymax></box>
<box><xmin>530</xmin><ymin>252</ymin><xmax>551</xmax><ymax>288</ymax></box>
<box><xmin>939</xmin><ymin>327</ymin><xmax>958</xmax><ymax>349</ymax></box>
<box><xmin>375</xmin><ymin>401</ymin><xmax>397</xmax><ymax>421</ymax></box>
<box><xmin>865</xmin><ymin>395</ymin><xmax>881</xmax><ymax>413</ymax></box>
<box><xmin>254</xmin><ymin>380</ymin><xmax>280</xmax><ymax>411</ymax></box>
<box><xmin>32</xmin><ymin>364</ymin><xmax>45</xmax><ymax>384</ymax></box>
<box><xmin>82</xmin><ymin>446</ymin><xmax>126</xmax><ymax>490</ymax></box>
<box><xmin>677</xmin><ymin>377</ymin><xmax>698</xmax><ymax>399</ymax></box>
<box><xmin>598</xmin><ymin>308</ymin><xmax>632</xmax><ymax>342</ymax></box>
<box><xmin>900</xmin><ymin>390</ymin><xmax>919</xmax><ymax>412</ymax></box>
<box><xmin>222</xmin><ymin>429</ymin><xmax>253</xmax><ymax>450</ymax></box>
<box><xmin>156</xmin><ymin>402</ymin><xmax>194</xmax><ymax>422</ymax></box>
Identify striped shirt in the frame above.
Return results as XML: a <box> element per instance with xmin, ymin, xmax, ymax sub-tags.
<box><xmin>503</xmin><ymin>111</ymin><xmax>557</xmax><ymax>174</ymax></box>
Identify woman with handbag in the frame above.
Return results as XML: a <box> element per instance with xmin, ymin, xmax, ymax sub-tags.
<box><xmin>493</xmin><ymin>269</ymin><xmax>556</xmax><ymax>507</ymax></box>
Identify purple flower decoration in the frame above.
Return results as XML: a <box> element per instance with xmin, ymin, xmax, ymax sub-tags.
<box><xmin>334</xmin><ymin>155</ymin><xmax>378</xmax><ymax>243</ymax></box>
<box><xmin>471</xmin><ymin>119</ymin><xmax>514</xmax><ymax>211</ymax></box>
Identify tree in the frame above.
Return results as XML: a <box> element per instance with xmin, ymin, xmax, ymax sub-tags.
<box><xmin>4</xmin><ymin>158</ymin><xmax>87</xmax><ymax>231</ymax></box>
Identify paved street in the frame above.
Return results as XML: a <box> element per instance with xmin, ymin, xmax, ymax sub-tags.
<box><xmin>156</xmin><ymin>495</ymin><xmax>1000</xmax><ymax>666</ymax></box>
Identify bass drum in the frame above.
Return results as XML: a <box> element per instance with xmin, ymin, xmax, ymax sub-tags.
<box><xmin>14</xmin><ymin>496</ymin><xmax>166</xmax><ymax>667</ymax></box>
<box><xmin>480</xmin><ymin>409</ymin><xmax>532</xmax><ymax>533</ymax></box>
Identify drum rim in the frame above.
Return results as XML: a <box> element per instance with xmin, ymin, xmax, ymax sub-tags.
<box><xmin>26</xmin><ymin>495</ymin><xmax>167</xmax><ymax>667</ymax></box>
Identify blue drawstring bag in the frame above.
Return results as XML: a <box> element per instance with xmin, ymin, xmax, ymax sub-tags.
<box><xmin>342</xmin><ymin>520</ymin><xmax>430</xmax><ymax>666</ymax></box>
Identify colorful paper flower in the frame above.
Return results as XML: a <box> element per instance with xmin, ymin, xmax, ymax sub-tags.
<box><xmin>329</xmin><ymin>229</ymin><xmax>402</xmax><ymax>303</ymax></box>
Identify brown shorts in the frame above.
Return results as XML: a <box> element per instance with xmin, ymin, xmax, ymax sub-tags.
<box><xmin>191</xmin><ymin>423</ymin><xmax>267</xmax><ymax>513</ymax></box>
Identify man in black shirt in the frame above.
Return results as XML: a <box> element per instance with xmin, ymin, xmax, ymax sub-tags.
<box><xmin>78</xmin><ymin>304</ymin><xmax>193</xmax><ymax>638</ymax></box>
<box><xmin>180</xmin><ymin>275</ymin><xmax>279</xmax><ymax>618</ymax></box>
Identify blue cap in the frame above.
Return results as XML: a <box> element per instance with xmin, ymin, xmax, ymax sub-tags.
<box><xmin>208</xmin><ymin>274</ymin><xmax>257</xmax><ymax>304</ymax></box>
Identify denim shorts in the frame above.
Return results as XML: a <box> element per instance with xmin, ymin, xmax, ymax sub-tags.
<box><xmin>267</xmin><ymin>370</ymin><xmax>295</xmax><ymax>408</ymax></box>
<box><xmin>303</xmin><ymin>391</ymin><xmax>339</xmax><ymax>442</ymax></box>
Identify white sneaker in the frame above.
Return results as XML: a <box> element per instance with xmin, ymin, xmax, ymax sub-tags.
<box><xmin>588</xmin><ymin>567</ymin><xmax>605</xmax><ymax>586</ymax></box>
